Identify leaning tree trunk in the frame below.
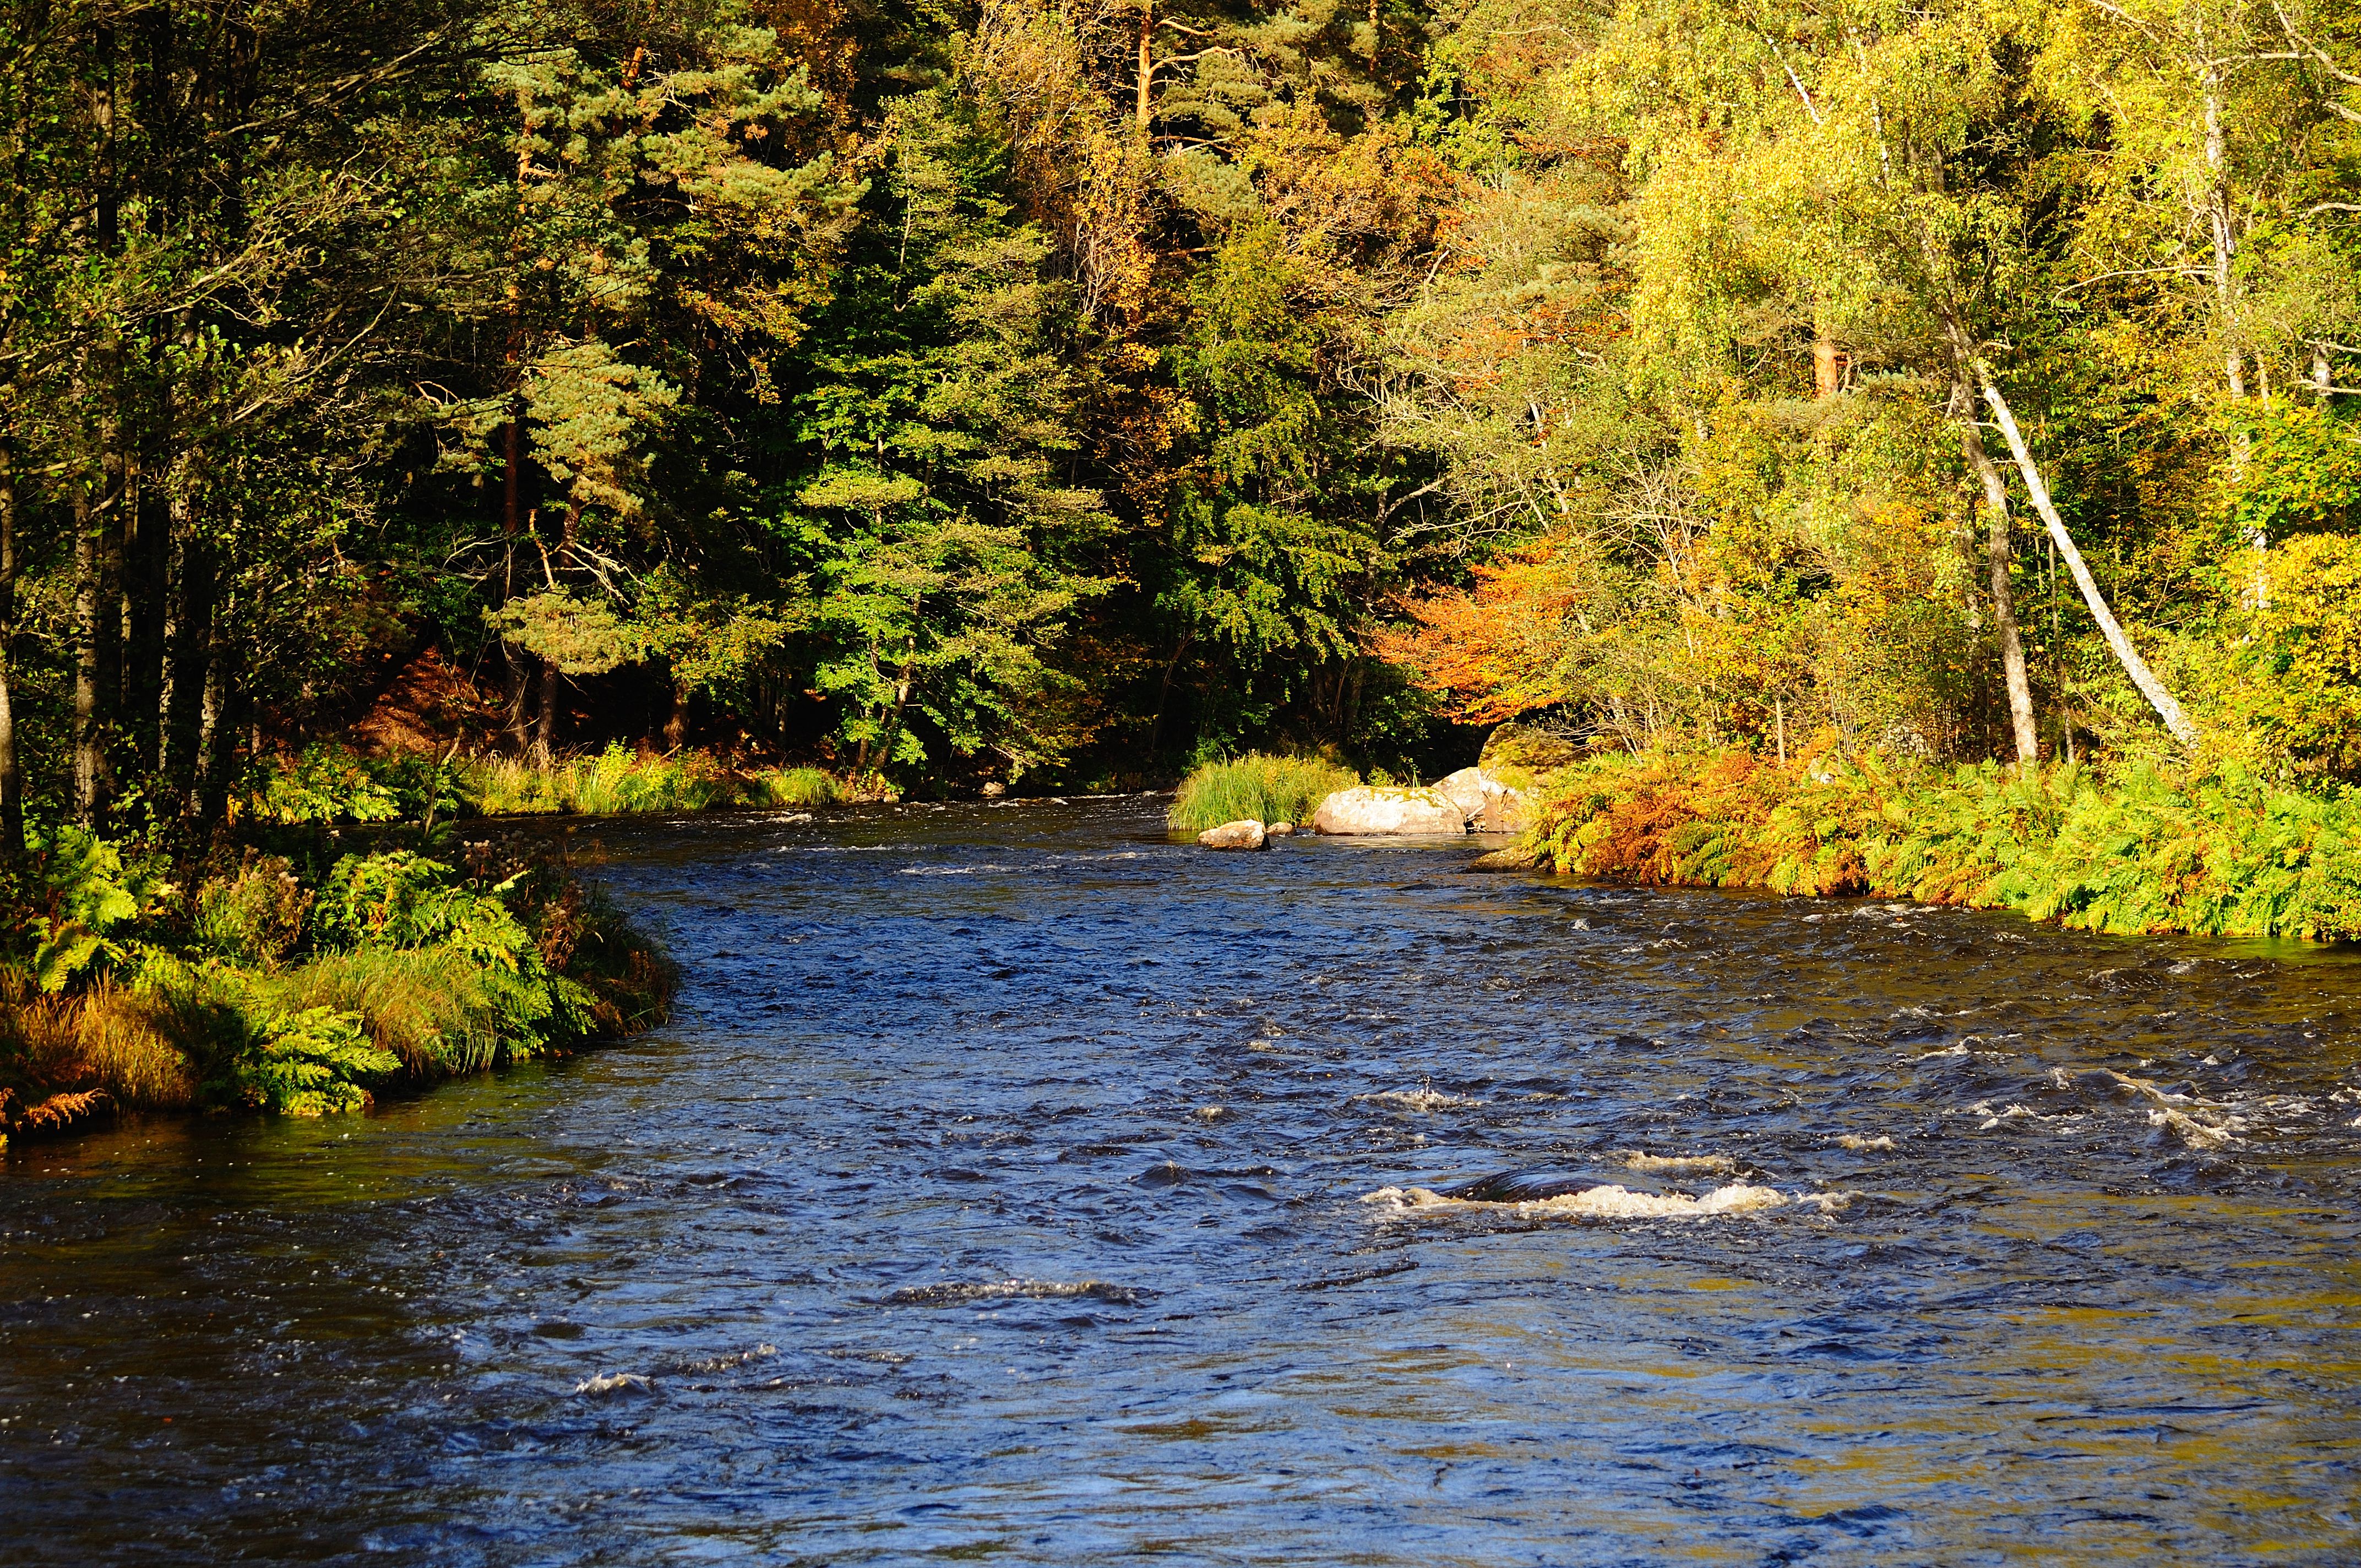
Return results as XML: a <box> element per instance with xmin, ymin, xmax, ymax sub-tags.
<box><xmin>1956</xmin><ymin>404</ymin><xmax>2040</xmax><ymax>765</ymax></box>
<box><xmin>1970</xmin><ymin>366</ymin><xmax>2200</xmax><ymax>748</ymax></box>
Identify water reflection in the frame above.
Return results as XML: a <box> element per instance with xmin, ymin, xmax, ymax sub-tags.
<box><xmin>6</xmin><ymin>797</ymin><xmax>2360</xmax><ymax>1563</ymax></box>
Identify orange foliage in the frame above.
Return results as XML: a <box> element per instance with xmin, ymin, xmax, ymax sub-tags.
<box><xmin>1374</xmin><ymin>536</ymin><xmax>1596</xmax><ymax>722</ymax></box>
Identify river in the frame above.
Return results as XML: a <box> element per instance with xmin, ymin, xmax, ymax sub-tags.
<box><xmin>4</xmin><ymin>797</ymin><xmax>2359</xmax><ymax>1564</ymax></box>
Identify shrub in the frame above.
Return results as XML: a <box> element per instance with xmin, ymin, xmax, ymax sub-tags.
<box><xmin>312</xmin><ymin>851</ymin><xmax>535</xmax><ymax>962</ymax></box>
<box><xmin>4</xmin><ymin>833</ymin><xmax>673</xmax><ymax>1130</ymax></box>
<box><xmin>194</xmin><ymin>856</ymin><xmax>313</xmax><ymax>970</ymax></box>
<box><xmin>248</xmin><ymin>744</ymin><xmax>407</xmax><ymax>825</ymax></box>
<box><xmin>1520</xmin><ymin>747</ymin><xmax>2361</xmax><ymax>940</ymax></box>
<box><xmin>1168</xmin><ymin>753</ymin><xmax>1360</xmax><ymax>832</ymax></box>
<box><xmin>208</xmin><ymin>1001</ymin><xmax>398</xmax><ymax>1117</ymax></box>
<box><xmin>13</xmin><ymin>826</ymin><xmax>164</xmax><ymax>992</ymax></box>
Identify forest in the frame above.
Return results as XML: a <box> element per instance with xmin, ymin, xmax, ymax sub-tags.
<box><xmin>5</xmin><ymin>0</ymin><xmax>2361</xmax><ymax>1126</ymax></box>
<box><xmin>6</xmin><ymin>0</ymin><xmax>2361</xmax><ymax>824</ymax></box>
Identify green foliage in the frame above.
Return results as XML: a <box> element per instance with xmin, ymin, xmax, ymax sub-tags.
<box><xmin>14</xmin><ymin>827</ymin><xmax>164</xmax><ymax>993</ymax></box>
<box><xmin>251</xmin><ymin>746</ymin><xmax>405</xmax><ymax>825</ymax></box>
<box><xmin>1525</xmin><ymin>748</ymin><xmax>2361</xmax><ymax>940</ymax></box>
<box><xmin>210</xmin><ymin>1001</ymin><xmax>399</xmax><ymax>1118</ymax></box>
<box><xmin>772</xmin><ymin>90</ymin><xmax>1118</xmax><ymax>783</ymax></box>
<box><xmin>273</xmin><ymin>950</ymin><xmax>542</xmax><ymax>1077</ymax></box>
<box><xmin>559</xmin><ymin>745</ymin><xmax>736</xmax><ymax>815</ymax></box>
<box><xmin>122</xmin><ymin>954</ymin><xmax>396</xmax><ymax>1117</ymax></box>
<box><xmin>248</xmin><ymin>747</ymin><xmax>463</xmax><ymax>827</ymax></box>
<box><xmin>312</xmin><ymin>852</ymin><xmax>529</xmax><ymax>959</ymax></box>
<box><xmin>2210</xmin><ymin>533</ymin><xmax>2361</xmax><ymax>775</ymax></box>
<box><xmin>2236</xmin><ymin>405</ymin><xmax>2361</xmax><ymax>540</ymax></box>
<box><xmin>1167</xmin><ymin>753</ymin><xmax>1361</xmax><ymax>832</ymax></box>
<box><xmin>193</xmin><ymin>857</ymin><xmax>314</xmax><ymax>971</ymax></box>
<box><xmin>484</xmin><ymin>593</ymin><xmax>651</xmax><ymax>678</ymax></box>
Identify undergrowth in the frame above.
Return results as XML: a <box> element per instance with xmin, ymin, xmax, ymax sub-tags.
<box><xmin>1</xmin><ymin>833</ymin><xmax>676</xmax><ymax>1144</ymax></box>
<box><xmin>456</xmin><ymin>747</ymin><xmax>851</xmax><ymax>816</ymax></box>
<box><xmin>247</xmin><ymin>743</ymin><xmax>854</xmax><ymax>824</ymax></box>
<box><xmin>1519</xmin><ymin>748</ymin><xmax>2361</xmax><ymax>940</ymax></box>
<box><xmin>1168</xmin><ymin>754</ymin><xmax>1361</xmax><ymax>833</ymax></box>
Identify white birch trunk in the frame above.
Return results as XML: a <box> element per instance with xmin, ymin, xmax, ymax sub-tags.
<box><xmin>1972</xmin><ymin>369</ymin><xmax>2200</xmax><ymax>748</ymax></box>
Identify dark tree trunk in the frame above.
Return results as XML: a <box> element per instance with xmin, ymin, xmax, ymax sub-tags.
<box><xmin>531</xmin><ymin>657</ymin><xmax>559</xmax><ymax>766</ymax></box>
<box><xmin>161</xmin><ymin>525</ymin><xmax>211</xmax><ymax>812</ymax></box>
<box><xmin>0</xmin><ymin>427</ymin><xmax>21</xmax><ymax>859</ymax></box>
<box><xmin>73</xmin><ymin>478</ymin><xmax>118</xmax><ymax>825</ymax></box>
<box><xmin>195</xmin><ymin>591</ymin><xmax>238</xmax><ymax>833</ymax></box>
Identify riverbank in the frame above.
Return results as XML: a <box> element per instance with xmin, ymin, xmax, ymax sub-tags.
<box><xmin>1503</xmin><ymin>748</ymin><xmax>2361</xmax><ymax>940</ymax></box>
<box><xmin>253</xmin><ymin>742</ymin><xmax>860</xmax><ymax>826</ymax></box>
<box><xmin>1</xmin><ymin>830</ymin><xmax>673</xmax><ymax>1145</ymax></box>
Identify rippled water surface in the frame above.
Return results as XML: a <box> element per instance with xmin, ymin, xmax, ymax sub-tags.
<box><xmin>8</xmin><ymin>798</ymin><xmax>2361</xmax><ymax>1565</ymax></box>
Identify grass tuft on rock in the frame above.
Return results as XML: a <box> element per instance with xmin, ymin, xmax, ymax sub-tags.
<box><xmin>1168</xmin><ymin>754</ymin><xmax>1359</xmax><ymax>834</ymax></box>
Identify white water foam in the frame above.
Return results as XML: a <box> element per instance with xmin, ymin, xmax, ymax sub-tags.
<box><xmin>1352</xmin><ymin>1084</ymin><xmax>1484</xmax><ymax>1112</ymax></box>
<box><xmin>2054</xmin><ymin>1066</ymin><xmax>2249</xmax><ymax>1146</ymax></box>
<box><xmin>1362</xmin><ymin>1182</ymin><xmax>1788</xmax><ymax>1221</ymax></box>
<box><xmin>1835</xmin><ymin>1134</ymin><xmax>1896</xmax><ymax>1152</ymax></box>
<box><xmin>575</xmin><ymin>1372</ymin><xmax>651</xmax><ymax>1396</ymax></box>
<box><xmin>886</xmin><ymin>1278</ymin><xmax>1148</xmax><ymax>1307</ymax></box>
<box><xmin>1618</xmin><ymin>1151</ymin><xmax>1737</xmax><ymax>1175</ymax></box>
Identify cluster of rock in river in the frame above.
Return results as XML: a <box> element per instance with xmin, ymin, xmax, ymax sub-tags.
<box><xmin>1196</xmin><ymin>767</ymin><xmax>1530</xmax><ymax>851</ymax></box>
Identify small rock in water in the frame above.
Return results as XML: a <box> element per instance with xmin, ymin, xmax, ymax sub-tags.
<box><xmin>1267</xmin><ymin>820</ymin><xmax>1295</xmax><ymax>835</ymax></box>
<box><xmin>1198</xmin><ymin>819</ymin><xmax>1268</xmax><ymax>851</ymax></box>
<box><xmin>1192</xmin><ymin>1104</ymin><xmax>1228</xmax><ymax>1121</ymax></box>
<box><xmin>981</xmin><ymin>781</ymin><xmax>1007</xmax><ymax>798</ymax></box>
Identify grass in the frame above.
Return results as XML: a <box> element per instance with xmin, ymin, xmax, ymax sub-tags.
<box><xmin>747</xmin><ymin>766</ymin><xmax>847</xmax><ymax>808</ymax></box>
<box><xmin>269</xmin><ymin>950</ymin><xmax>519</xmax><ymax>1076</ymax></box>
<box><xmin>458</xmin><ymin>745</ymin><xmax>849</xmax><ymax>817</ymax></box>
<box><xmin>1168</xmin><ymin>753</ymin><xmax>1361</xmax><ymax>834</ymax></box>
<box><xmin>0</xmin><ymin>973</ymin><xmax>200</xmax><ymax>1140</ymax></box>
<box><xmin>1515</xmin><ymin>747</ymin><xmax>2361</xmax><ymax>940</ymax></box>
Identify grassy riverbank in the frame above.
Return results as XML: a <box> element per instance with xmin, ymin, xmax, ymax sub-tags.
<box><xmin>1509</xmin><ymin>748</ymin><xmax>2361</xmax><ymax>940</ymax></box>
<box><xmin>1</xmin><ymin>831</ymin><xmax>673</xmax><ymax>1145</ymax></box>
<box><xmin>253</xmin><ymin>743</ymin><xmax>855</xmax><ymax>826</ymax></box>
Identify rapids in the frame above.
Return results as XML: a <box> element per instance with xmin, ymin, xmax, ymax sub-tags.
<box><xmin>5</xmin><ymin>797</ymin><xmax>2360</xmax><ymax>1562</ymax></box>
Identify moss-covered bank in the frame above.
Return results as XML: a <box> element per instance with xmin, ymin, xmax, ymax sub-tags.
<box><xmin>1504</xmin><ymin>748</ymin><xmax>2361</xmax><ymax>941</ymax></box>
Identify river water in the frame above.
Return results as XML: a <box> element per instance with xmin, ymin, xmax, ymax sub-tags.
<box><xmin>5</xmin><ymin>798</ymin><xmax>2360</xmax><ymax>1564</ymax></box>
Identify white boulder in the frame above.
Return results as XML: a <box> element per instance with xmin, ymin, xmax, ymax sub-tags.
<box><xmin>1310</xmin><ymin>787</ymin><xmax>1467</xmax><ymax>836</ymax></box>
<box><xmin>1433</xmin><ymin>766</ymin><xmax>1531</xmax><ymax>831</ymax></box>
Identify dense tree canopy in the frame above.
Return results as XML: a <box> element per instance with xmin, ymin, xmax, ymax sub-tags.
<box><xmin>3</xmin><ymin>0</ymin><xmax>2359</xmax><ymax>840</ymax></box>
